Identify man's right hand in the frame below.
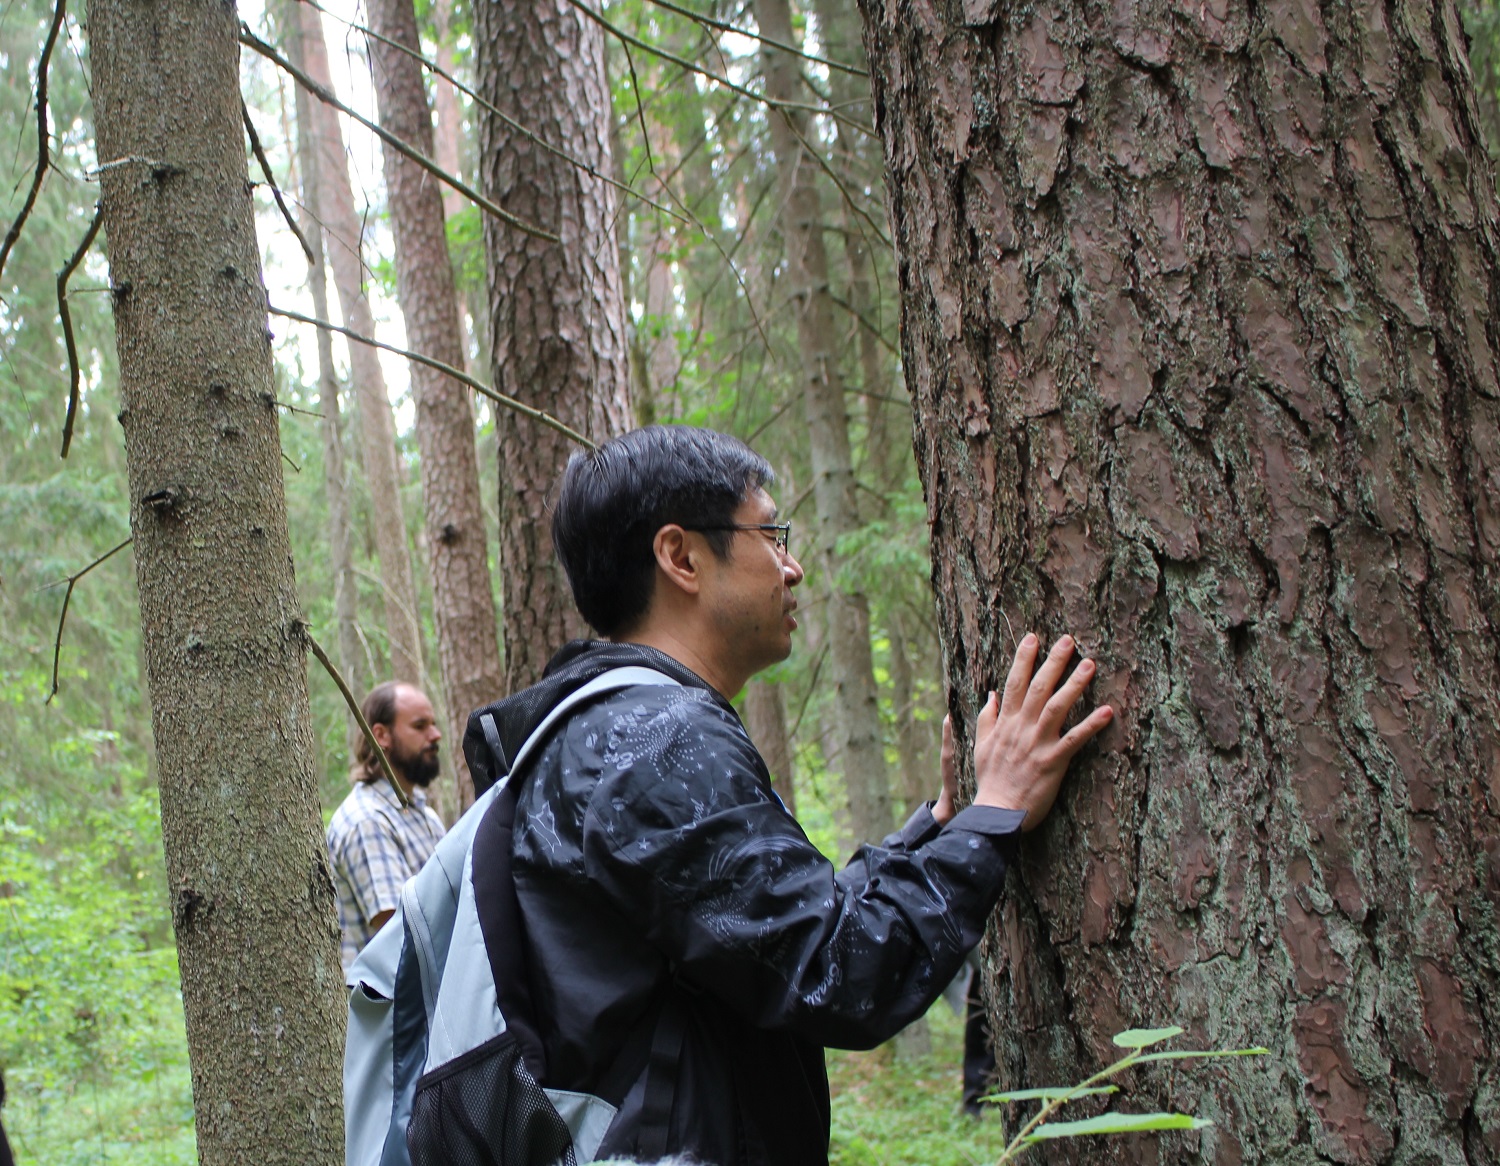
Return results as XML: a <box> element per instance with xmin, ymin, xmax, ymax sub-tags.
<box><xmin>972</xmin><ymin>633</ymin><xmax>1113</xmax><ymax>830</ymax></box>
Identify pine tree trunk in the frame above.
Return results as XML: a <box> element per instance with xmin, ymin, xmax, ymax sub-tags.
<box><xmin>474</xmin><ymin>0</ymin><xmax>631</xmax><ymax>689</ymax></box>
<box><xmin>296</xmin><ymin>0</ymin><xmax>425</xmax><ymax>687</ymax></box>
<box><xmin>87</xmin><ymin>2</ymin><xmax>343</xmax><ymax>1161</ymax></box>
<box><xmin>367</xmin><ymin>0</ymin><xmax>503</xmax><ymax>809</ymax></box>
<box><xmin>756</xmin><ymin>0</ymin><xmax>893</xmax><ymax>846</ymax></box>
<box><xmin>431</xmin><ymin>0</ymin><xmax>464</xmax><ymax>225</ymax></box>
<box><xmin>860</xmin><ymin>0</ymin><xmax>1500</xmax><ymax>1157</ymax></box>
<box><xmin>745</xmin><ymin>677</ymin><xmax>797</xmax><ymax>815</ymax></box>
<box><xmin>286</xmin><ymin>1</ymin><xmax>365</xmax><ymax>753</ymax></box>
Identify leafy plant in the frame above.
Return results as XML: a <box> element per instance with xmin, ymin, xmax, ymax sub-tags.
<box><xmin>987</xmin><ymin>1026</ymin><xmax>1267</xmax><ymax>1163</ymax></box>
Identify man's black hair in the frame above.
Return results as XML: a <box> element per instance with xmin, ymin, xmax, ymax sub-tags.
<box><xmin>552</xmin><ymin>425</ymin><xmax>774</xmax><ymax>636</ymax></box>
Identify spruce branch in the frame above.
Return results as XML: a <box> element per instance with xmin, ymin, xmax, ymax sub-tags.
<box><xmin>56</xmin><ymin>201</ymin><xmax>103</xmax><ymax>458</ymax></box>
<box><xmin>239</xmin><ymin>25</ymin><xmax>559</xmax><ymax>244</ymax></box>
<box><xmin>304</xmin><ymin>630</ymin><xmax>411</xmax><ymax>809</ymax></box>
<box><xmin>0</xmin><ymin>0</ymin><xmax>68</xmax><ymax>292</ymax></box>
<box><xmin>266</xmin><ymin>304</ymin><xmax>596</xmax><ymax>449</ymax></box>
<box><xmin>45</xmin><ymin>536</ymin><xmax>132</xmax><ymax>704</ymax></box>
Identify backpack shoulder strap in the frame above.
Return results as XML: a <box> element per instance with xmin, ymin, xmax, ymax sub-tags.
<box><xmin>472</xmin><ymin>666</ymin><xmax>680</xmax><ymax>1077</ymax></box>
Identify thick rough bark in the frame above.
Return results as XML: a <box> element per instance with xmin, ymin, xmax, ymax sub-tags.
<box><xmin>860</xmin><ymin>0</ymin><xmax>1500</xmax><ymax>1159</ymax></box>
<box><xmin>87</xmin><ymin>2</ymin><xmax>344</xmax><ymax>1162</ymax></box>
<box><xmin>286</xmin><ymin>2</ymin><xmax>365</xmax><ymax>752</ymax></box>
<box><xmin>474</xmin><ymin>0</ymin><xmax>631</xmax><ymax>690</ymax></box>
<box><xmin>297</xmin><ymin>1</ymin><xmax>425</xmax><ymax>687</ymax></box>
<box><xmin>367</xmin><ymin>0</ymin><xmax>503</xmax><ymax>809</ymax></box>
<box><xmin>756</xmin><ymin>0</ymin><xmax>893</xmax><ymax>846</ymax></box>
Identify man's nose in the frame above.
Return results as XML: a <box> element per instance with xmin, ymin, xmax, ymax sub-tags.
<box><xmin>783</xmin><ymin>552</ymin><xmax>805</xmax><ymax>585</ymax></box>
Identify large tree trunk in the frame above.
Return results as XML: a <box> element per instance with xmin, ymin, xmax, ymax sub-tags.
<box><xmin>756</xmin><ymin>0</ymin><xmax>893</xmax><ymax>847</ymax></box>
<box><xmin>367</xmin><ymin>0</ymin><xmax>503</xmax><ymax>809</ymax></box>
<box><xmin>860</xmin><ymin>0</ymin><xmax>1500</xmax><ymax>1159</ymax></box>
<box><xmin>286</xmin><ymin>1</ymin><xmax>365</xmax><ymax>752</ymax></box>
<box><xmin>745</xmin><ymin>677</ymin><xmax>797</xmax><ymax>815</ymax></box>
<box><xmin>297</xmin><ymin>1</ymin><xmax>426</xmax><ymax>688</ymax></box>
<box><xmin>88</xmin><ymin>2</ymin><xmax>344</xmax><ymax>1162</ymax></box>
<box><xmin>474</xmin><ymin>0</ymin><xmax>631</xmax><ymax>689</ymax></box>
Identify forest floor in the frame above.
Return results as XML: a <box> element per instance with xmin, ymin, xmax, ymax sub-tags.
<box><xmin>3</xmin><ymin>1001</ymin><xmax>1012</xmax><ymax>1165</ymax></box>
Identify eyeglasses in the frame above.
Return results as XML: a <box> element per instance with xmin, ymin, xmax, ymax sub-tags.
<box><xmin>684</xmin><ymin>522</ymin><xmax>792</xmax><ymax>555</ymax></box>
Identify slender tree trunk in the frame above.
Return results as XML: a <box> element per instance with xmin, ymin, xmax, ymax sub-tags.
<box><xmin>367</xmin><ymin>0</ymin><xmax>503</xmax><ymax>809</ymax></box>
<box><xmin>756</xmin><ymin>0</ymin><xmax>892</xmax><ymax>846</ymax></box>
<box><xmin>286</xmin><ymin>1</ymin><xmax>365</xmax><ymax>754</ymax></box>
<box><xmin>745</xmin><ymin>677</ymin><xmax>796</xmax><ymax>815</ymax></box>
<box><xmin>88</xmin><ymin>2</ymin><xmax>343</xmax><ymax>1161</ymax></box>
<box><xmin>861</xmin><ymin>0</ymin><xmax>1500</xmax><ymax>1157</ymax></box>
<box><xmin>297</xmin><ymin>1</ymin><xmax>425</xmax><ymax>687</ymax></box>
<box><xmin>431</xmin><ymin>0</ymin><xmax>464</xmax><ymax>224</ymax></box>
<box><xmin>474</xmin><ymin>0</ymin><xmax>632</xmax><ymax>689</ymax></box>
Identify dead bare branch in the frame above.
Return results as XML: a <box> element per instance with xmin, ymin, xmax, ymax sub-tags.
<box><xmin>239</xmin><ymin>25</ymin><xmax>560</xmax><ymax>244</ymax></box>
<box><xmin>57</xmin><ymin>201</ymin><xmax>102</xmax><ymax>458</ymax></box>
<box><xmin>294</xmin><ymin>0</ymin><xmax>688</xmax><ymax>227</ymax></box>
<box><xmin>0</xmin><ymin>0</ymin><xmax>68</xmax><ymax>292</ymax></box>
<box><xmin>45</xmin><ymin>536</ymin><xmax>132</xmax><ymax>704</ymax></box>
<box><xmin>266</xmin><ymin>303</ymin><xmax>596</xmax><ymax>449</ymax></box>
<box><xmin>241</xmin><ymin>101</ymin><xmax>315</xmax><ymax>266</ymax></box>
<box><xmin>637</xmin><ymin>0</ymin><xmax>866</xmax><ymax>76</ymax></box>
<box><xmin>562</xmin><ymin>0</ymin><xmax>875</xmax><ymax>139</ymax></box>
<box><xmin>305</xmin><ymin>630</ymin><xmax>411</xmax><ymax>808</ymax></box>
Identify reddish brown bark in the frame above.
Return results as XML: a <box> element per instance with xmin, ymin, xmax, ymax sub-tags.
<box><xmin>860</xmin><ymin>0</ymin><xmax>1500</xmax><ymax>1158</ymax></box>
<box><xmin>367</xmin><ymin>0</ymin><xmax>502</xmax><ymax>809</ymax></box>
<box><xmin>745</xmin><ymin>677</ymin><xmax>797</xmax><ymax>816</ymax></box>
<box><xmin>474</xmin><ymin>0</ymin><xmax>631</xmax><ymax>690</ymax></box>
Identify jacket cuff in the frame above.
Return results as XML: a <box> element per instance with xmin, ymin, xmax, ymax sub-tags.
<box><xmin>945</xmin><ymin>804</ymin><xmax>1028</xmax><ymax>837</ymax></box>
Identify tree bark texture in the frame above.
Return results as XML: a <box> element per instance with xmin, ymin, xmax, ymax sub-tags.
<box><xmin>745</xmin><ymin>676</ymin><xmax>797</xmax><ymax>815</ymax></box>
<box><xmin>88</xmin><ymin>2</ymin><xmax>344</xmax><ymax>1162</ymax></box>
<box><xmin>287</xmin><ymin>1</ymin><xmax>366</xmax><ymax>753</ymax></box>
<box><xmin>756</xmin><ymin>0</ymin><xmax>894</xmax><ymax>846</ymax></box>
<box><xmin>860</xmin><ymin>0</ymin><xmax>1500</xmax><ymax>1159</ymax></box>
<box><xmin>367</xmin><ymin>0</ymin><xmax>503</xmax><ymax>809</ymax></box>
<box><xmin>297</xmin><ymin>1</ymin><xmax>426</xmax><ymax>688</ymax></box>
<box><xmin>474</xmin><ymin>0</ymin><xmax>632</xmax><ymax>690</ymax></box>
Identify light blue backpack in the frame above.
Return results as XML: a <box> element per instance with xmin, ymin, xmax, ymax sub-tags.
<box><xmin>343</xmin><ymin>666</ymin><xmax>680</xmax><ymax>1166</ymax></box>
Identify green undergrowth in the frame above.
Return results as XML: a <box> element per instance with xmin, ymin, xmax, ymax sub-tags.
<box><xmin>829</xmin><ymin>1005</ymin><xmax>1010</xmax><ymax>1166</ymax></box>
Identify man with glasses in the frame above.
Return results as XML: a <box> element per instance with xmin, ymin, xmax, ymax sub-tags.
<box><xmin>462</xmin><ymin>425</ymin><xmax>1112</xmax><ymax>1165</ymax></box>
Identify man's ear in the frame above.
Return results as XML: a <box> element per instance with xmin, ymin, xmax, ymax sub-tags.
<box><xmin>652</xmin><ymin>525</ymin><xmax>703</xmax><ymax>597</ymax></box>
<box><xmin>372</xmin><ymin>722</ymin><xmax>393</xmax><ymax>751</ymax></box>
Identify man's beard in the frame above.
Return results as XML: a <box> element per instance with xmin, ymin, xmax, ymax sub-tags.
<box><xmin>392</xmin><ymin>741</ymin><xmax>440</xmax><ymax>788</ymax></box>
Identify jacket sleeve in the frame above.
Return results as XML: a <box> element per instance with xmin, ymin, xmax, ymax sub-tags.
<box><xmin>578</xmin><ymin>696</ymin><xmax>1025</xmax><ymax>1050</ymax></box>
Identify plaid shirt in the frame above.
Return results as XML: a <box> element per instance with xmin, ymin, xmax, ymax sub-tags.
<box><xmin>327</xmin><ymin>778</ymin><xmax>446</xmax><ymax>974</ymax></box>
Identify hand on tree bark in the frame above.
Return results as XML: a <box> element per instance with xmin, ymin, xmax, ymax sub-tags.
<box><xmin>932</xmin><ymin>714</ymin><xmax>958</xmax><ymax>824</ymax></box>
<box><xmin>973</xmin><ymin>633</ymin><xmax>1113</xmax><ymax>831</ymax></box>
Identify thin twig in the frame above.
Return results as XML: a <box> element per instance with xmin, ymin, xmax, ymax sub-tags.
<box><xmin>637</xmin><ymin>0</ymin><xmax>866</xmax><ymax>76</ymax></box>
<box><xmin>241</xmin><ymin>101</ymin><xmax>315</xmax><ymax>266</ymax></box>
<box><xmin>276</xmin><ymin>399</ymin><xmax>324</xmax><ymax>418</ymax></box>
<box><xmin>785</xmin><ymin>639</ymin><xmax>828</xmax><ymax>742</ymax></box>
<box><xmin>281</xmin><ymin>450</ymin><xmax>302</xmax><ymax>472</ymax></box>
<box><xmin>56</xmin><ymin>202</ymin><xmax>102</xmax><ymax>458</ymax></box>
<box><xmin>305</xmin><ymin>630</ymin><xmax>411</xmax><ymax>808</ymax></box>
<box><xmin>562</xmin><ymin>0</ymin><xmax>873</xmax><ymax>138</ymax></box>
<box><xmin>46</xmin><ymin>536</ymin><xmax>132</xmax><ymax>703</ymax></box>
<box><xmin>239</xmin><ymin>25</ymin><xmax>559</xmax><ymax>243</ymax></box>
<box><xmin>0</xmin><ymin>0</ymin><xmax>67</xmax><ymax>291</ymax></box>
<box><xmin>267</xmin><ymin>303</ymin><xmax>596</xmax><ymax>449</ymax></box>
<box><xmin>294</xmin><ymin>0</ymin><xmax>687</xmax><ymax>228</ymax></box>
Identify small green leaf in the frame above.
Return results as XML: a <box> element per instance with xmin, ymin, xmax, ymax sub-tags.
<box><xmin>1135</xmin><ymin>1047</ymin><xmax>1269</xmax><ymax>1064</ymax></box>
<box><xmin>1112</xmin><ymin>1026</ymin><xmax>1185</xmax><ymax>1049</ymax></box>
<box><xmin>988</xmin><ymin>1085</ymin><xmax>1119</xmax><ymax>1103</ymax></box>
<box><xmin>1023</xmin><ymin>1112</ymin><xmax>1213</xmax><ymax>1141</ymax></box>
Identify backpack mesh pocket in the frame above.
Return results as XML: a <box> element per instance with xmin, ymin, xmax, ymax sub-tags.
<box><xmin>407</xmin><ymin>1032</ymin><xmax>577</xmax><ymax>1166</ymax></box>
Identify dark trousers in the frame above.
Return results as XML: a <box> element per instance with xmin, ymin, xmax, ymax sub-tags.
<box><xmin>961</xmin><ymin>970</ymin><xmax>996</xmax><ymax>1113</ymax></box>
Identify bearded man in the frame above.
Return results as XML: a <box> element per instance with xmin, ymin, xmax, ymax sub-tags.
<box><xmin>327</xmin><ymin>681</ymin><xmax>447</xmax><ymax>973</ymax></box>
